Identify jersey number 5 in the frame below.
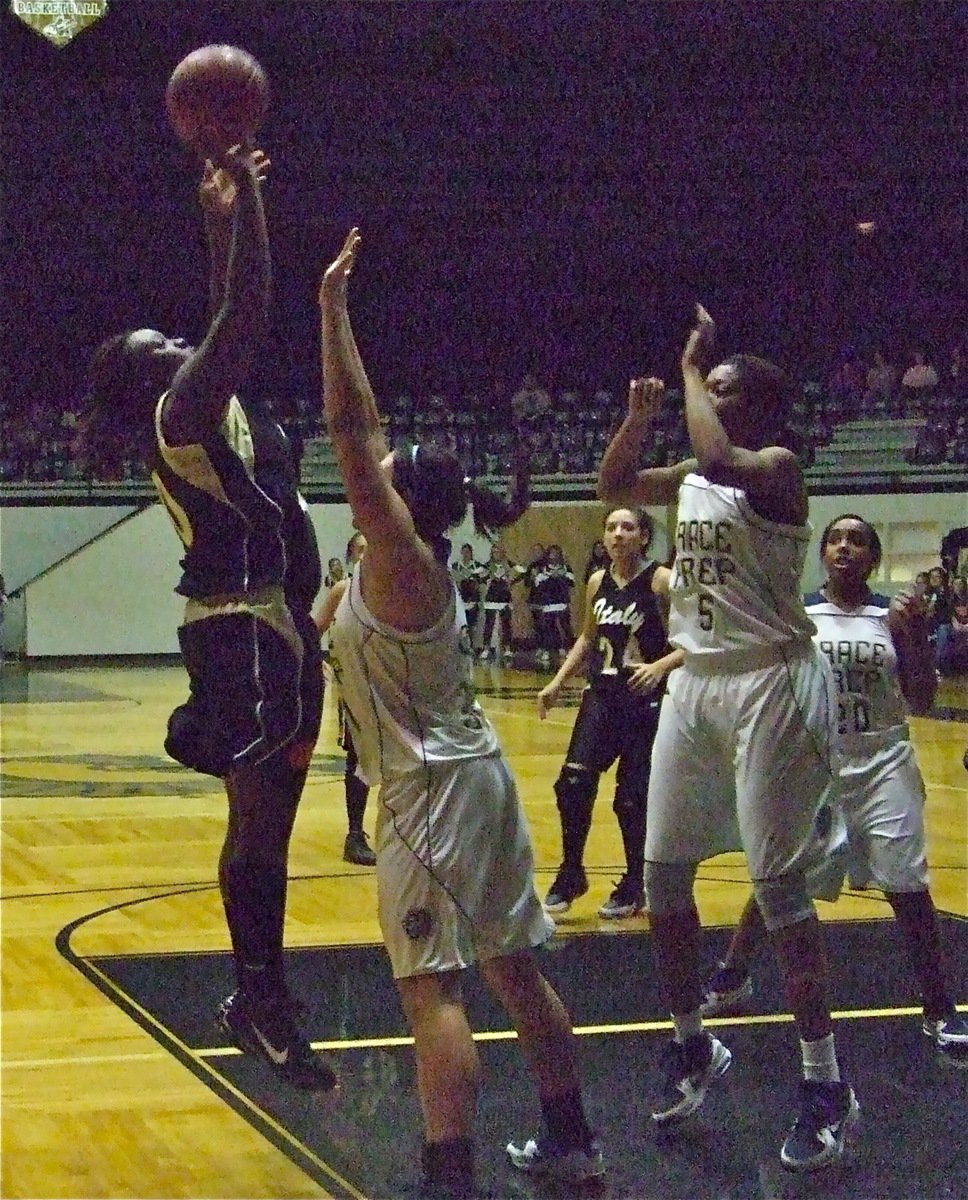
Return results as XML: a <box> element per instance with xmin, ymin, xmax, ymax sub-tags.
<box><xmin>697</xmin><ymin>594</ymin><xmax>715</xmax><ymax>632</ymax></box>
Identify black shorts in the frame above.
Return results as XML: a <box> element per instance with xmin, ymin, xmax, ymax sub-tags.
<box><xmin>565</xmin><ymin>680</ymin><xmax>661</xmax><ymax>780</ymax></box>
<box><xmin>165</xmin><ymin>606</ymin><xmax>323</xmax><ymax>778</ymax></box>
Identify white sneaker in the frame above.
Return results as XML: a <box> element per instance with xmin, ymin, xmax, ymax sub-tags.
<box><xmin>506</xmin><ymin>1135</ymin><xmax>605</xmax><ymax>1181</ymax></box>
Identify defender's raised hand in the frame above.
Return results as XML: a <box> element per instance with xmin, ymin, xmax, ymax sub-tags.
<box><xmin>627</xmin><ymin>376</ymin><xmax>665</xmax><ymax>422</ymax></box>
<box><xmin>682</xmin><ymin>302</ymin><xmax>717</xmax><ymax>373</ymax></box>
<box><xmin>319</xmin><ymin>228</ymin><xmax>361</xmax><ymax>307</ymax></box>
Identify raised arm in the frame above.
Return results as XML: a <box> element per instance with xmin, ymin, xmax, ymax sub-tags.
<box><xmin>888</xmin><ymin>585</ymin><xmax>938</xmax><ymax>715</ymax></box>
<box><xmin>197</xmin><ymin>151</ymin><xmax>269</xmax><ymax>322</ymax></box>
<box><xmin>597</xmin><ymin>376</ymin><xmax>692</xmax><ymax>505</ymax></box>
<box><xmin>163</xmin><ymin>144</ymin><xmax>271</xmax><ymax>444</ymax></box>
<box><xmin>318</xmin><ymin>229</ymin><xmax>397</xmax><ymax>535</ymax></box>
<box><xmin>680</xmin><ymin>304</ymin><xmax>804</xmax><ymax>524</ymax></box>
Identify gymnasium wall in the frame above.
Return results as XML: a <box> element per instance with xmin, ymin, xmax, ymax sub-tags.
<box><xmin>1</xmin><ymin>491</ymin><xmax>964</xmax><ymax>657</ymax></box>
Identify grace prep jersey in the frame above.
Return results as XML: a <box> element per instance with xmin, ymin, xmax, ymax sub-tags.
<box><xmin>329</xmin><ymin>569</ymin><xmax>499</xmax><ymax>786</ymax></box>
<box><xmin>150</xmin><ymin>393</ymin><xmax>321</xmax><ymax>610</ymax></box>
<box><xmin>588</xmin><ymin>561</ymin><xmax>669</xmax><ymax>686</ymax></box>
<box><xmin>668</xmin><ymin>474</ymin><xmax>815</xmax><ymax>659</ymax></box>
<box><xmin>804</xmin><ymin>590</ymin><xmax>908</xmax><ymax>748</ymax></box>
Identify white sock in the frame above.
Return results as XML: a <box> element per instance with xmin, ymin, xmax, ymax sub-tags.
<box><xmin>800</xmin><ymin>1033</ymin><xmax>840</xmax><ymax>1083</ymax></box>
<box><xmin>672</xmin><ymin>1011</ymin><xmax>703</xmax><ymax>1044</ymax></box>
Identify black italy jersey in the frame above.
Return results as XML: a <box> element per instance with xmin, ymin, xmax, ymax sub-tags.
<box><xmin>588</xmin><ymin>560</ymin><xmax>668</xmax><ymax>687</ymax></box>
<box><xmin>149</xmin><ymin>393</ymin><xmax>321</xmax><ymax>610</ymax></box>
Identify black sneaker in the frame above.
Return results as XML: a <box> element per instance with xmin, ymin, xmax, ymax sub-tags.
<box><xmin>598</xmin><ymin>874</ymin><xmax>645</xmax><ymax>919</ymax></box>
<box><xmin>343</xmin><ymin>829</ymin><xmax>377</xmax><ymax>866</ymax></box>
<box><xmin>699</xmin><ymin>961</ymin><xmax>754</xmax><ymax>1016</ymax></box>
<box><xmin>651</xmin><ymin>1032</ymin><xmax>732</xmax><ymax>1123</ymax></box>
<box><xmin>780</xmin><ymin>1080</ymin><xmax>859</xmax><ymax>1171</ymax></box>
<box><xmin>543</xmin><ymin>865</ymin><xmax>589</xmax><ymax>914</ymax></box>
<box><xmin>216</xmin><ymin>990</ymin><xmax>337</xmax><ymax>1091</ymax></box>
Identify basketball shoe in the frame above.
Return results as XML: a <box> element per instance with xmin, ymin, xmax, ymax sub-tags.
<box><xmin>699</xmin><ymin>961</ymin><xmax>754</xmax><ymax>1016</ymax></box>
<box><xmin>506</xmin><ymin>1135</ymin><xmax>605</xmax><ymax>1181</ymax></box>
<box><xmin>651</xmin><ymin>1032</ymin><xmax>732</xmax><ymax>1123</ymax></box>
<box><xmin>216</xmin><ymin>989</ymin><xmax>337</xmax><ymax>1091</ymax></box>
<box><xmin>343</xmin><ymin>829</ymin><xmax>376</xmax><ymax>866</ymax></box>
<box><xmin>543</xmin><ymin>864</ymin><xmax>588</xmax><ymax>914</ymax></box>
<box><xmin>923</xmin><ymin>1012</ymin><xmax>968</xmax><ymax>1066</ymax></box>
<box><xmin>780</xmin><ymin>1080</ymin><xmax>859</xmax><ymax>1171</ymax></box>
<box><xmin>597</xmin><ymin>874</ymin><xmax>645</xmax><ymax>919</ymax></box>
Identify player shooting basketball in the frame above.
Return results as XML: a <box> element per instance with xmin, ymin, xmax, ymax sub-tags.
<box><xmin>76</xmin><ymin>129</ymin><xmax>334</xmax><ymax>1091</ymax></box>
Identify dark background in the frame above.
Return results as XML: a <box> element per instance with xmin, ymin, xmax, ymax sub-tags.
<box><xmin>1</xmin><ymin>0</ymin><xmax>964</xmax><ymax>422</ymax></box>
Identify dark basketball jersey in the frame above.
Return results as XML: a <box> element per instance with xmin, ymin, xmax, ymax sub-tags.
<box><xmin>150</xmin><ymin>393</ymin><xmax>321</xmax><ymax>609</ymax></box>
<box><xmin>588</xmin><ymin>561</ymin><xmax>668</xmax><ymax>689</ymax></box>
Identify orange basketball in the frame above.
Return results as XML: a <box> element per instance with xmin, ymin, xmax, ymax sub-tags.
<box><xmin>165</xmin><ymin>45</ymin><xmax>269</xmax><ymax>155</ymax></box>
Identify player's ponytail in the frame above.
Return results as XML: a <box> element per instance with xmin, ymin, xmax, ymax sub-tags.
<box><xmin>75</xmin><ymin>333</ymin><xmax>147</xmax><ymax>478</ymax></box>
<box><xmin>395</xmin><ymin>440</ymin><xmax>531</xmax><ymax>559</ymax></box>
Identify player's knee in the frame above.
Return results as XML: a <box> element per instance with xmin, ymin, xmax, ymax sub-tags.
<box><xmin>644</xmin><ymin>860</ymin><xmax>696</xmax><ymax>915</ymax></box>
<box><xmin>752</xmin><ymin>871</ymin><xmax>814</xmax><ymax>932</ymax></box>
<box><xmin>553</xmin><ymin>763</ymin><xmax>597</xmax><ymax>818</ymax></box>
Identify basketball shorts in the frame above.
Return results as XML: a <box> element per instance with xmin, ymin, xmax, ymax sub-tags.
<box><xmin>809</xmin><ymin>737</ymin><xmax>929</xmax><ymax>896</ymax></box>
<box><xmin>645</xmin><ymin>642</ymin><xmax>840</xmax><ymax>882</ymax></box>
<box><xmin>166</xmin><ymin>602</ymin><xmax>323</xmax><ymax>779</ymax></box>
<box><xmin>375</xmin><ymin>752</ymin><xmax>554</xmax><ymax>979</ymax></box>
<box><xmin>566</xmin><ymin>681</ymin><xmax>662</xmax><ymax>791</ymax></box>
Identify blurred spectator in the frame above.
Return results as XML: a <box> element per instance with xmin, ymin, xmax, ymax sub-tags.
<box><xmin>450</xmin><ymin>542</ymin><xmax>487</xmax><ymax>650</ymax></box>
<box><xmin>479</xmin><ymin>541</ymin><xmax>526</xmax><ymax>662</ymax></box>
<box><xmin>908</xmin><ymin>418</ymin><xmax>947</xmax><ymax>466</ymax></box>
<box><xmin>901</xmin><ymin>349</ymin><xmax>939</xmax><ymax>410</ymax></box>
<box><xmin>938</xmin><ymin>575</ymin><xmax>968</xmax><ymax>676</ymax></box>
<box><xmin>510</xmin><ymin>371</ymin><xmax>552</xmax><ymax>425</ymax></box>
<box><xmin>864</xmin><ymin>350</ymin><xmax>898</xmax><ymax>414</ymax></box>
<box><xmin>945</xmin><ymin>341</ymin><xmax>967</xmax><ymax>403</ymax></box>
<box><xmin>583</xmin><ymin>539</ymin><xmax>609</xmax><ymax>582</ymax></box>
<box><xmin>826</xmin><ymin>351</ymin><xmax>866</xmax><ymax>421</ymax></box>
<box><xmin>531</xmin><ymin>544</ymin><xmax>575</xmax><ymax>670</ymax></box>
<box><xmin>924</xmin><ymin>566</ymin><xmax>953</xmax><ymax>659</ymax></box>
<box><xmin>524</xmin><ymin>544</ymin><xmax>547</xmax><ymax>655</ymax></box>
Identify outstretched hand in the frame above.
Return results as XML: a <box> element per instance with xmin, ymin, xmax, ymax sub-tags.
<box><xmin>682</xmin><ymin>302</ymin><xmax>716</xmax><ymax>373</ymax></box>
<box><xmin>887</xmin><ymin>582</ymin><xmax>930</xmax><ymax>641</ymax></box>
<box><xmin>627</xmin><ymin>376</ymin><xmax>665</xmax><ymax>422</ymax></box>
<box><xmin>198</xmin><ymin>148</ymin><xmax>269</xmax><ymax>219</ymax></box>
<box><xmin>319</xmin><ymin>228</ymin><xmax>361</xmax><ymax>307</ymax></box>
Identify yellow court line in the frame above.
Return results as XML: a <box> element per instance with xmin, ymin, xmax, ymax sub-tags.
<box><xmin>193</xmin><ymin>1002</ymin><xmax>965</xmax><ymax>1058</ymax></box>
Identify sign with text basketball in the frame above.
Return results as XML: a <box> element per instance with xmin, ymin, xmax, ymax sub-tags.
<box><xmin>11</xmin><ymin>0</ymin><xmax>108</xmax><ymax>47</ymax></box>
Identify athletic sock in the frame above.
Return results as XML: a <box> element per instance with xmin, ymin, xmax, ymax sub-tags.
<box><xmin>672</xmin><ymin>1011</ymin><xmax>703</xmax><ymax>1044</ymax></box>
<box><xmin>800</xmin><ymin>1033</ymin><xmax>840</xmax><ymax>1083</ymax></box>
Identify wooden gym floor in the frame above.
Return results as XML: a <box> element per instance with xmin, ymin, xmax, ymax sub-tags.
<box><xmin>1</xmin><ymin>657</ymin><xmax>966</xmax><ymax>1199</ymax></box>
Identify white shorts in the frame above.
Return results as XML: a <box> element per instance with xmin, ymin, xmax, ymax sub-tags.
<box><xmin>809</xmin><ymin>738</ymin><xmax>929</xmax><ymax>896</ymax></box>
<box><xmin>645</xmin><ymin>643</ymin><xmax>840</xmax><ymax>881</ymax></box>
<box><xmin>375</xmin><ymin>753</ymin><xmax>553</xmax><ymax>979</ymax></box>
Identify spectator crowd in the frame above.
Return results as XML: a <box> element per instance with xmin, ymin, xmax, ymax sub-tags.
<box><xmin>2</xmin><ymin>341</ymin><xmax>967</xmax><ymax>485</ymax></box>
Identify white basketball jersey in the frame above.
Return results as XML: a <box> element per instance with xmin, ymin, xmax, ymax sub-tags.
<box><xmin>329</xmin><ymin>569</ymin><xmax>499</xmax><ymax>786</ymax></box>
<box><xmin>668</xmin><ymin>474</ymin><xmax>815</xmax><ymax>659</ymax></box>
<box><xmin>805</xmin><ymin>591</ymin><xmax>909</xmax><ymax>750</ymax></box>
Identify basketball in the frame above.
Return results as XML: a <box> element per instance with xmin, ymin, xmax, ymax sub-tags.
<box><xmin>165</xmin><ymin>45</ymin><xmax>269</xmax><ymax>155</ymax></box>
